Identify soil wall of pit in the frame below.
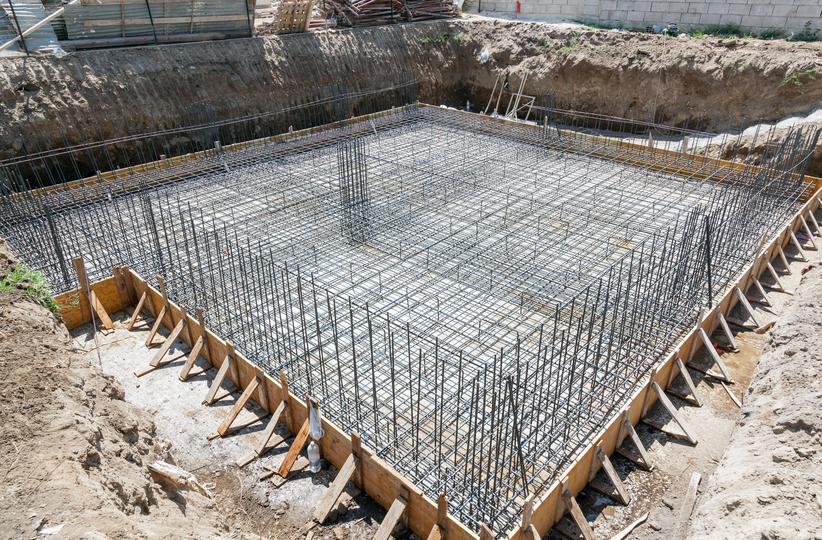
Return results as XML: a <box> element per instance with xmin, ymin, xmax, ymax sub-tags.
<box><xmin>2</xmin><ymin>19</ymin><xmax>822</xmax><ymax>160</ymax></box>
<box><xmin>0</xmin><ymin>22</ymin><xmax>464</xmax><ymax>161</ymax></box>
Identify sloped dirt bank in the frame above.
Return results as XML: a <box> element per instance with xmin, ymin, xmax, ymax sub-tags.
<box><xmin>0</xmin><ymin>241</ymin><xmax>244</xmax><ymax>540</ymax></box>
<box><xmin>687</xmin><ymin>262</ymin><xmax>822</xmax><ymax>540</ymax></box>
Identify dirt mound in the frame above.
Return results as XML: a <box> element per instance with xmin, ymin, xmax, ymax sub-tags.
<box><xmin>455</xmin><ymin>19</ymin><xmax>822</xmax><ymax>131</ymax></box>
<box><xmin>687</xmin><ymin>262</ymin><xmax>822</xmax><ymax>539</ymax></box>
<box><xmin>0</xmin><ymin>241</ymin><xmax>236</xmax><ymax>540</ymax></box>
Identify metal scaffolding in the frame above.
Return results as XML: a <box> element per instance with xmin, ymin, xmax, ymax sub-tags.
<box><xmin>0</xmin><ymin>102</ymin><xmax>818</xmax><ymax>534</ymax></box>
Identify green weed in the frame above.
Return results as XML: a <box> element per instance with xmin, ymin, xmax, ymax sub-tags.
<box><xmin>781</xmin><ymin>68</ymin><xmax>818</xmax><ymax>88</ymax></box>
<box><xmin>0</xmin><ymin>262</ymin><xmax>58</xmax><ymax>312</ymax></box>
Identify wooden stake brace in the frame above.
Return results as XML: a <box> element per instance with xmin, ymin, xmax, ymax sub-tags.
<box><xmin>788</xmin><ymin>230</ymin><xmax>807</xmax><ymax>261</ymax></box>
<box><xmin>665</xmin><ymin>355</ymin><xmax>702</xmax><ymax>407</ymax></box>
<box><xmin>237</xmin><ymin>399</ymin><xmax>287</xmax><ymax>468</ymax></box>
<box><xmin>134</xmin><ymin>304</ymin><xmax>189</xmax><ymax>377</ymax></box>
<box><xmin>277</xmin><ymin>415</ymin><xmax>310</xmax><ymax>478</ymax></box>
<box><xmin>560</xmin><ymin>481</ymin><xmax>595</xmax><ymax>540</ymax></box>
<box><xmin>314</xmin><ymin>453</ymin><xmax>357</xmax><ymax>524</ymax></box>
<box><xmin>806</xmin><ymin>210</ymin><xmax>821</xmax><ymax>236</ymax></box>
<box><xmin>518</xmin><ymin>494</ymin><xmax>540</xmax><ymax>540</ymax></box>
<box><xmin>202</xmin><ymin>341</ymin><xmax>240</xmax><ymax>405</ymax></box>
<box><xmin>478</xmin><ymin>524</ymin><xmax>495</xmax><ymax>540</ymax></box>
<box><xmin>212</xmin><ymin>375</ymin><xmax>262</xmax><ymax>438</ymax></box>
<box><xmin>589</xmin><ymin>443</ymin><xmax>630</xmax><ymax>505</ymax></box>
<box><xmin>733</xmin><ymin>287</ymin><xmax>760</xmax><ymax>327</ymax></box>
<box><xmin>373</xmin><ymin>486</ymin><xmax>409</xmax><ymax>540</ymax></box>
<box><xmin>71</xmin><ymin>257</ymin><xmax>114</xmax><ymax>331</ymax></box>
<box><xmin>696</xmin><ymin>328</ymin><xmax>733</xmax><ymax>383</ymax></box>
<box><xmin>425</xmin><ymin>493</ymin><xmax>448</xmax><ymax>540</ymax></box>
<box><xmin>179</xmin><ymin>308</ymin><xmax>213</xmax><ymax>380</ymax></box>
<box><xmin>145</xmin><ymin>275</ymin><xmax>172</xmax><ymax>347</ymax></box>
<box><xmin>751</xmin><ymin>278</ymin><xmax>771</xmax><ymax>306</ymax></box>
<box><xmin>127</xmin><ymin>290</ymin><xmax>150</xmax><ymax>330</ymax></box>
<box><xmin>716</xmin><ymin>312</ymin><xmax>737</xmax><ymax>350</ymax></box>
<box><xmin>763</xmin><ymin>262</ymin><xmax>787</xmax><ymax>293</ymax></box>
<box><xmin>645</xmin><ymin>382</ymin><xmax>698</xmax><ymax>445</ymax></box>
<box><xmin>799</xmin><ymin>216</ymin><xmax>817</xmax><ymax>249</ymax></box>
<box><xmin>616</xmin><ymin>411</ymin><xmax>653</xmax><ymax>470</ymax></box>
<box><xmin>776</xmin><ymin>246</ymin><xmax>792</xmax><ymax>274</ymax></box>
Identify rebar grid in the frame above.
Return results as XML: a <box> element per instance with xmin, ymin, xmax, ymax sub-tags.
<box><xmin>0</xmin><ymin>103</ymin><xmax>818</xmax><ymax>535</ymax></box>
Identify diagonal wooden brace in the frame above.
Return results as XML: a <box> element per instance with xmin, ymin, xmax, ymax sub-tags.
<box><xmin>179</xmin><ymin>309</ymin><xmax>212</xmax><ymax>381</ymax></box>
<box><xmin>561</xmin><ymin>481</ymin><xmax>595</xmax><ymax>540</ymax></box>
<box><xmin>590</xmin><ymin>443</ymin><xmax>630</xmax><ymax>505</ymax></box>
<box><xmin>314</xmin><ymin>453</ymin><xmax>357</xmax><ymax>525</ymax></box>
<box><xmin>72</xmin><ymin>257</ymin><xmax>113</xmax><ymax>331</ymax></box>
<box><xmin>134</xmin><ymin>305</ymin><xmax>188</xmax><ymax>377</ymax></box>
<box><xmin>214</xmin><ymin>376</ymin><xmax>261</xmax><ymax>438</ymax></box>
<box><xmin>277</xmin><ymin>418</ymin><xmax>310</xmax><ymax>479</ymax></box>
<box><xmin>650</xmin><ymin>382</ymin><xmax>698</xmax><ymax>445</ymax></box>
<box><xmin>616</xmin><ymin>411</ymin><xmax>653</xmax><ymax>471</ymax></box>
<box><xmin>373</xmin><ymin>489</ymin><xmax>409</xmax><ymax>540</ymax></box>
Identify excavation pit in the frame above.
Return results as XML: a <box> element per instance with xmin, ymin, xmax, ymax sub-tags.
<box><xmin>0</xmin><ymin>103</ymin><xmax>817</xmax><ymax>536</ymax></box>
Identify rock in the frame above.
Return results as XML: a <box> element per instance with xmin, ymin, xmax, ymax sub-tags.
<box><xmin>648</xmin><ymin>521</ymin><xmax>662</xmax><ymax>531</ymax></box>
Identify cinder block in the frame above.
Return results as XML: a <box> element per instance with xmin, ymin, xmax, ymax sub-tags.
<box><xmin>627</xmin><ymin>10</ymin><xmax>647</xmax><ymax>20</ymax></box>
<box><xmin>667</xmin><ymin>2</ymin><xmax>688</xmax><ymax>13</ymax></box>
<box><xmin>750</xmin><ymin>4</ymin><xmax>774</xmax><ymax>16</ymax></box>
<box><xmin>699</xmin><ymin>12</ymin><xmax>722</xmax><ymax>24</ymax></box>
<box><xmin>651</xmin><ymin>2</ymin><xmax>670</xmax><ymax>12</ymax></box>
<box><xmin>719</xmin><ymin>13</ymin><xmax>743</xmax><ymax>24</ymax></box>
<box><xmin>787</xmin><ymin>16</ymin><xmax>821</xmax><ymax>29</ymax></box>
<box><xmin>770</xmin><ymin>4</ymin><xmax>795</xmax><ymax>17</ymax></box>
<box><xmin>795</xmin><ymin>5</ymin><xmax>822</xmax><ymax>17</ymax></box>
<box><xmin>680</xmin><ymin>13</ymin><xmax>701</xmax><ymax>23</ymax></box>
<box><xmin>740</xmin><ymin>14</ymin><xmax>765</xmax><ymax>27</ymax></box>
<box><xmin>707</xmin><ymin>3</ymin><xmax>729</xmax><ymax>14</ymax></box>
<box><xmin>601</xmin><ymin>0</ymin><xmax>617</xmax><ymax>10</ymax></box>
<box><xmin>727</xmin><ymin>3</ymin><xmax>749</xmax><ymax>15</ymax></box>
<box><xmin>686</xmin><ymin>2</ymin><xmax>706</xmax><ymax>14</ymax></box>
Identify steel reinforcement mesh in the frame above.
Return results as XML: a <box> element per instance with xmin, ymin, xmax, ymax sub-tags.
<box><xmin>0</xmin><ymin>104</ymin><xmax>818</xmax><ymax>534</ymax></box>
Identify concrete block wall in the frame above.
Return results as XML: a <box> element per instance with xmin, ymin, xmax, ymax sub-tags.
<box><xmin>474</xmin><ymin>0</ymin><xmax>822</xmax><ymax>35</ymax></box>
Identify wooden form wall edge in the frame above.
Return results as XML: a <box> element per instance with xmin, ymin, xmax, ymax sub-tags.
<box><xmin>110</xmin><ymin>269</ymin><xmax>478</xmax><ymax>540</ymax></box>
<box><xmin>55</xmin><ymin>266</ymin><xmax>134</xmax><ymax>330</ymax></box>
<box><xmin>509</xmin><ymin>188</ymin><xmax>822</xmax><ymax>540</ymax></box>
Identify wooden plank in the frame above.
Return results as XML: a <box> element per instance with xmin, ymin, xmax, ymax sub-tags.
<box><xmin>650</xmin><ymin>382</ymin><xmax>698</xmax><ymax>445</ymax></box>
<box><xmin>611</xmin><ymin>513</ymin><xmax>649</xmax><ymax>540</ymax></box>
<box><xmin>697</xmin><ymin>328</ymin><xmax>733</xmax><ymax>382</ymax></box>
<box><xmin>216</xmin><ymin>376</ymin><xmax>260</xmax><ymax>437</ymax></box>
<box><xmin>594</xmin><ymin>444</ymin><xmax>630</xmax><ymax>505</ymax></box>
<box><xmin>148</xmin><ymin>316</ymin><xmax>186</xmax><ymax>368</ymax></box>
<box><xmin>145</xmin><ymin>304</ymin><xmax>167</xmax><ymax>347</ymax></box>
<box><xmin>89</xmin><ymin>290</ymin><xmax>114</xmax><ymax>330</ymax></box>
<box><xmin>178</xmin><ymin>337</ymin><xmax>204</xmax><ymax>380</ymax></box>
<box><xmin>674</xmin><ymin>472</ymin><xmax>701</xmax><ymax>540</ymax></box>
<box><xmin>314</xmin><ymin>454</ymin><xmax>356</xmax><ymax>524</ymax></box>
<box><xmin>373</xmin><ymin>496</ymin><xmax>408</xmax><ymax>540</ymax></box>
<box><xmin>71</xmin><ymin>257</ymin><xmax>114</xmax><ymax>331</ymax></box>
<box><xmin>277</xmin><ymin>419</ymin><xmax>310</xmax><ymax>478</ymax></box>
<box><xmin>560</xmin><ymin>483</ymin><xmax>594</xmax><ymax>540</ymax></box>
<box><xmin>127</xmin><ymin>291</ymin><xmax>148</xmax><ymax>330</ymax></box>
<box><xmin>203</xmin><ymin>354</ymin><xmax>232</xmax><ymax>405</ymax></box>
<box><xmin>673</xmin><ymin>356</ymin><xmax>702</xmax><ymax>407</ymax></box>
